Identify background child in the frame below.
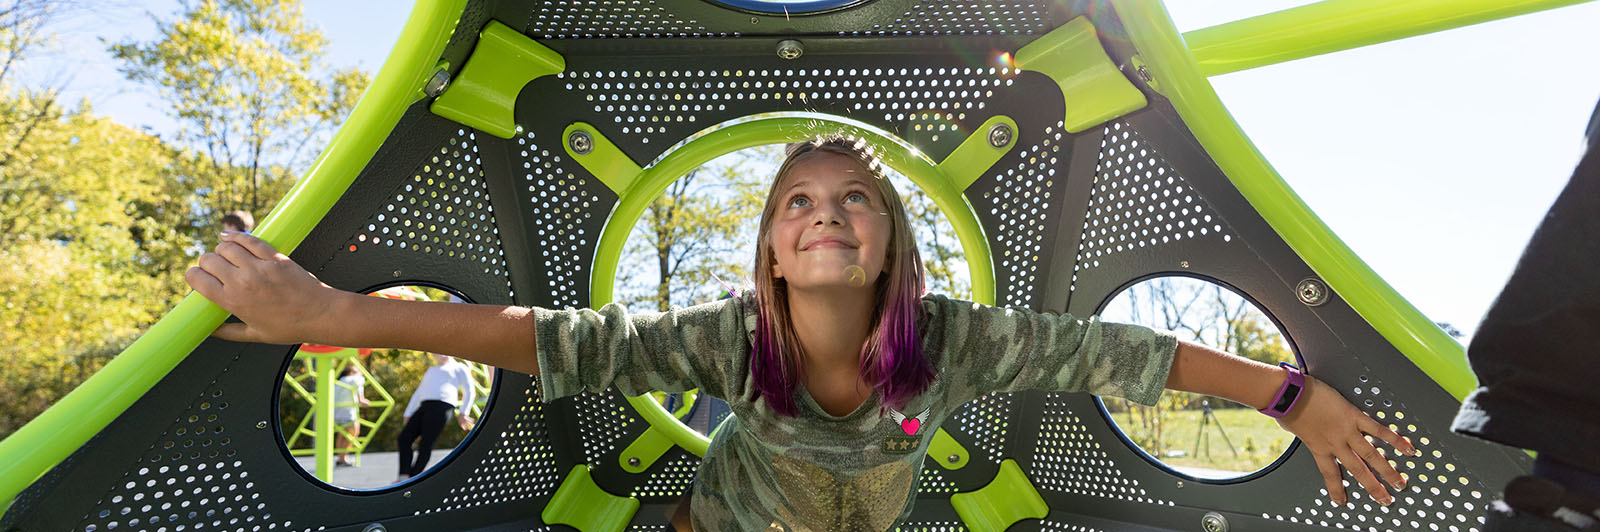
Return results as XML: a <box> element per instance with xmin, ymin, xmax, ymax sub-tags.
<box><xmin>331</xmin><ymin>363</ymin><xmax>369</xmax><ymax>467</ymax></box>
<box><xmin>395</xmin><ymin>353</ymin><xmax>477</xmax><ymax>482</ymax></box>
<box><xmin>188</xmin><ymin>137</ymin><xmax>1414</xmax><ymax>531</ymax></box>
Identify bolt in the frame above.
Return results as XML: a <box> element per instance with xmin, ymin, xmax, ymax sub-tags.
<box><xmin>1297</xmin><ymin>278</ymin><xmax>1330</xmax><ymax>307</ymax></box>
<box><xmin>1179</xmin><ymin>260</ymin><xmax>1190</xmax><ymax>268</ymax></box>
<box><xmin>402</xmin><ymin>490</ymin><xmax>412</xmax><ymax>498</ymax></box>
<box><xmin>1137</xmin><ymin>65</ymin><xmax>1153</xmax><ymax>83</ymax></box>
<box><xmin>750</xmin><ymin>16</ymin><xmax>759</xmax><ymax>24</ymax></box>
<box><xmin>1176</xmin><ymin>481</ymin><xmax>1185</xmax><ymax>489</ymax></box>
<box><xmin>947</xmin><ymin>454</ymin><xmax>961</xmax><ymax>464</ymax></box>
<box><xmin>627</xmin><ymin>457</ymin><xmax>641</xmax><ymax>467</ymax></box>
<box><xmin>424</xmin><ymin>69</ymin><xmax>451</xmax><ymax>98</ymax></box>
<box><xmin>776</xmin><ymin>39</ymin><xmax>804</xmax><ymax>60</ymax></box>
<box><xmin>363</xmin><ymin>524</ymin><xmax>387</xmax><ymax>532</ymax></box>
<box><xmin>255</xmin><ymin>421</ymin><xmax>267</xmax><ymax>430</ymax></box>
<box><xmin>1201</xmin><ymin>512</ymin><xmax>1229</xmax><ymax>532</ymax></box>
<box><xmin>569</xmin><ymin>130</ymin><xmax>593</xmax><ymax>155</ymax></box>
<box><xmin>391</xmin><ymin>269</ymin><xmax>401</xmax><ymax>278</ymax></box>
<box><xmin>988</xmin><ymin>123</ymin><xmax>1013</xmax><ymax>148</ymax></box>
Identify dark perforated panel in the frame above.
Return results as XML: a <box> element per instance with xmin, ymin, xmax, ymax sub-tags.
<box><xmin>630</xmin><ymin>454</ymin><xmax>701</xmax><ymax>498</ymax></box>
<box><xmin>976</xmin><ymin>120</ymin><xmax>1068</xmax><ymax>308</ymax></box>
<box><xmin>424</xmin><ymin>382</ymin><xmax>560</xmax><ymax>514</ymax></box>
<box><xmin>915</xmin><ymin>466</ymin><xmax>958</xmax><ymax>495</ymax></box>
<box><xmin>75</xmin><ymin>385</ymin><xmax>295</xmax><ymax>532</ymax></box>
<box><xmin>870</xmin><ymin>0</ymin><xmax>1050</xmax><ymax>35</ymax></box>
<box><xmin>574</xmin><ymin>391</ymin><xmax>639</xmax><ymax>465</ymax></box>
<box><xmin>515</xmin><ymin>127</ymin><xmax>603</xmax><ymax>310</ymax></box>
<box><xmin>952</xmin><ymin>393</ymin><xmax>1014</xmax><ymax>463</ymax></box>
<box><xmin>526</xmin><ymin>1</ymin><xmax>720</xmax><ymax>39</ymax></box>
<box><xmin>1031</xmin><ymin>393</ymin><xmax>1172</xmax><ymax>506</ymax></box>
<box><xmin>1071</xmin><ymin>121</ymin><xmax>1231</xmax><ymax>293</ymax></box>
<box><xmin>893</xmin><ymin>520</ymin><xmax>968</xmax><ymax>531</ymax></box>
<box><xmin>511</xmin><ymin>0</ymin><xmax>1061</xmax><ymax>38</ymax></box>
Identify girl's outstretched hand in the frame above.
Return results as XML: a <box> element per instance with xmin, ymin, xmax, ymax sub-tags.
<box><xmin>186</xmin><ymin>231</ymin><xmax>344</xmax><ymax>345</ymax></box>
<box><xmin>1278</xmin><ymin>376</ymin><xmax>1418</xmax><ymax>507</ymax></box>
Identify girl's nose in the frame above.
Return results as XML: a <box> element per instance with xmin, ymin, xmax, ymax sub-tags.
<box><xmin>813</xmin><ymin>203</ymin><xmax>845</xmax><ymax>226</ymax></box>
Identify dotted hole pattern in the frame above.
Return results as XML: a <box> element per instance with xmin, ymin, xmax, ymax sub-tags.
<box><xmin>1040</xmin><ymin>522</ymin><xmax>1109</xmax><ymax>532</ymax></box>
<box><xmin>518</xmin><ymin>127</ymin><xmax>602</xmax><ymax>310</ymax></box>
<box><xmin>630</xmin><ymin>454</ymin><xmax>701</xmax><ymax>498</ymax></box>
<box><xmin>1266</xmin><ymin>375</ymin><xmax>1489</xmax><ymax>532</ymax></box>
<box><xmin>979</xmin><ymin>121</ymin><xmax>1064</xmax><ymax>308</ymax></box>
<box><xmin>525</xmin><ymin>1</ymin><xmax>722</xmax><ymax>39</ymax></box>
<box><xmin>422</xmin><ymin>383</ymin><xmax>559</xmax><ymax>514</ymax></box>
<box><xmin>892</xmin><ymin>520</ymin><xmax>968</xmax><ymax>531</ymax></box>
<box><xmin>952</xmin><ymin>393</ymin><xmax>1013</xmax><ymax>463</ymax></box>
<box><xmin>1072</xmin><ymin>121</ymin><xmax>1230</xmax><ymax>292</ymax></box>
<box><xmin>915</xmin><ymin>466</ymin><xmax>957</xmax><ymax>495</ymax></box>
<box><xmin>575</xmin><ymin>391</ymin><xmax>637</xmax><ymax>465</ymax></box>
<box><xmin>350</xmin><ymin>129</ymin><xmax>510</xmax><ymax>285</ymax></box>
<box><xmin>75</xmin><ymin>387</ymin><xmax>298</xmax><ymax>532</ymax></box>
<box><xmin>556</xmin><ymin>67</ymin><xmax>1013</xmax><ymax>146</ymax></box>
<box><xmin>866</xmin><ymin>1</ymin><xmax>1050</xmax><ymax>35</ymax></box>
<box><xmin>1031</xmin><ymin>393</ymin><xmax>1172</xmax><ymax>506</ymax></box>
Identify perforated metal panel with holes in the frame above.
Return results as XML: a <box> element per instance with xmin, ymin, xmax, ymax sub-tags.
<box><xmin>3</xmin><ymin>1</ymin><xmax>1533</xmax><ymax>531</ymax></box>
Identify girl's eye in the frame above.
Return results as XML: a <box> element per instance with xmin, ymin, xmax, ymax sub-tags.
<box><xmin>787</xmin><ymin>195</ymin><xmax>811</xmax><ymax>208</ymax></box>
<box><xmin>844</xmin><ymin>192</ymin><xmax>868</xmax><ymax>204</ymax></box>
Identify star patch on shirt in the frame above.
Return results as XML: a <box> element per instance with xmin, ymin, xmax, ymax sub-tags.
<box><xmin>883</xmin><ymin>406</ymin><xmax>930</xmax><ymax>454</ymax></box>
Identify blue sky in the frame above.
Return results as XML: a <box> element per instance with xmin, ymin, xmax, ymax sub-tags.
<box><xmin>27</xmin><ymin>1</ymin><xmax>1600</xmax><ymax>339</ymax></box>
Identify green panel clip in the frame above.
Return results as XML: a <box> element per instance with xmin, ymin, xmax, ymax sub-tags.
<box><xmin>619</xmin><ymin>425</ymin><xmax>677</xmax><ymax>474</ymax></box>
<box><xmin>563</xmin><ymin>122</ymin><xmax>645</xmax><ymax>194</ymax></box>
<box><xmin>430</xmin><ymin>20</ymin><xmax>565</xmax><ymax>139</ymax></box>
<box><xmin>937</xmin><ymin>115</ymin><xmax>1019</xmax><ymax>191</ymax></box>
<box><xmin>950</xmin><ymin>459</ymin><xmax>1049</xmax><ymax>532</ymax></box>
<box><xmin>1014</xmin><ymin>17</ymin><xmax>1148</xmax><ymax>133</ymax></box>
<box><xmin>927</xmin><ymin>428</ymin><xmax>970</xmax><ymax>470</ymax></box>
<box><xmin>541</xmin><ymin>465</ymin><xmax>640</xmax><ymax>532</ymax></box>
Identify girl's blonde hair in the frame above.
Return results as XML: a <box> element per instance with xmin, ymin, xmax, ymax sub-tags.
<box><xmin>749</xmin><ymin>136</ymin><xmax>933</xmax><ymax>416</ymax></box>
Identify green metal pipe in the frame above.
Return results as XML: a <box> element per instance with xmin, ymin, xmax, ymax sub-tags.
<box><xmin>1184</xmin><ymin>0</ymin><xmax>1595</xmax><ymax>77</ymax></box>
<box><xmin>1119</xmin><ymin>1</ymin><xmax>1477</xmax><ymax>400</ymax></box>
<box><xmin>0</xmin><ymin>0</ymin><xmax>466</xmax><ymax>511</ymax></box>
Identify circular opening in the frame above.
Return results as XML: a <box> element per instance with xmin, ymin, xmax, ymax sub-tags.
<box><xmin>1096</xmin><ymin>275</ymin><xmax>1299</xmax><ymax>481</ymax></box>
<box><xmin>614</xmin><ymin>142</ymin><xmax>969</xmax><ymax>437</ymax></box>
<box><xmin>277</xmin><ymin>285</ymin><xmax>496</xmax><ymax>490</ymax></box>
<box><xmin>702</xmin><ymin>0</ymin><xmax>872</xmax><ymax>15</ymax></box>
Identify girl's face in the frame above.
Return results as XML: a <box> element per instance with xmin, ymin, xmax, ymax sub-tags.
<box><xmin>768</xmin><ymin>152</ymin><xmax>893</xmax><ymax>293</ymax></box>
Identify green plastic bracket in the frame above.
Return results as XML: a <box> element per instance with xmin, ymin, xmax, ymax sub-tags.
<box><xmin>937</xmin><ymin>115</ymin><xmax>1019</xmax><ymax>191</ymax></box>
<box><xmin>926</xmin><ymin>428</ymin><xmax>970</xmax><ymax>470</ymax></box>
<box><xmin>1014</xmin><ymin>16</ymin><xmax>1148</xmax><ymax>133</ymax></box>
<box><xmin>619</xmin><ymin>425</ymin><xmax>677</xmax><ymax>474</ymax></box>
<box><xmin>950</xmin><ymin>459</ymin><xmax>1049</xmax><ymax>532</ymax></box>
<box><xmin>430</xmin><ymin>20</ymin><xmax>565</xmax><ymax>139</ymax></box>
<box><xmin>541</xmin><ymin>465</ymin><xmax>640</xmax><ymax>532</ymax></box>
<box><xmin>563</xmin><ymin>122</ymin><xmax>645</xmax><ymax>194</ymax></box>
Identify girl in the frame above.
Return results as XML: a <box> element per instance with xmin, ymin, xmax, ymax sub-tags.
<box><xmin>188</xmin><ymin>137</ymin><xmax>1414</xmax><ymax>531</ymax></box>
<box><xmin>331</xmin><ymin>362</ymin><xmax>370</xmax><ymax>467</ymax></box>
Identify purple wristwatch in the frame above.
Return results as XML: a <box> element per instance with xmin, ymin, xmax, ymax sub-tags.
<box><xmin>1258</xmin><ymin>362</ymin><xmax>1305</xmax><ymax>419</ymax></box>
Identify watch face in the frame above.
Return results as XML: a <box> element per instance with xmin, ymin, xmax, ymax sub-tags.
<box><xmin>1273</xmin><ymin>383</ymin><xmax>1303</xmax><ymax>412</ymax></box>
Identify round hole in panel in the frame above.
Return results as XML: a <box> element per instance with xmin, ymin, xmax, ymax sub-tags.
<box><xmin>275</xmin><ymin>284</ymin><xmax>499</xmax><ymax>492</ymax></box>
<box><xmin>1095</xmin><ymin>275</ymin><xmax>1301</xmax><ymax>481</ymax></box>
<box><xmin>702</xmin><ymin>0</ymin><xmax>872</xmax><ymax>15</ymax></box>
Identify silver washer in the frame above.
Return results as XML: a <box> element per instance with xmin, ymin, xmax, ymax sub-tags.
<box><xmin>1297</xmin><ymin>278</ymin><xmax>1330</xmax><ymax>307</ymax></box>
<box><xmin>569</xmin><ymin>130</ymin><xmax>594</xmax><ymax>155</ymax></box>
<box><xmin>988</xmin><ymin>123</ymin><xmax>1013</xmax><ymax>148</ymax></box>
<box><xmin>1201</xmin><ymin>512</ymin><xmax>1229</xmax><ymax>532</ymax></box>
<box><xmin>777</xmin><ymin>39</ymin><xmax>804</xmax><ymax>60</ymax></box>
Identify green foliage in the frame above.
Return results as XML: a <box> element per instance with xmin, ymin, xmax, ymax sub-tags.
<box><xmin>1111</xmin><ymin>406</ymin><xmax>1292</xmax><ymax>475</ymax></box>
<box><xmin>109</xmin><ymin>0</ymin><xmax>369</xmax><ymax>220</ymax></box>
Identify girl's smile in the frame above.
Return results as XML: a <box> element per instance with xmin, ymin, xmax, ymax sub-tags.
<box><xmin>769</xmin><ymin>152</ymin><xmax>893</xmax><ymax>294</ymax></box>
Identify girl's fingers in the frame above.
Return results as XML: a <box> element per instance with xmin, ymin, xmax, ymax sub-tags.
<box><xmin>186</xmin><ymin>266</ymin><xmax>224</xmax><ymax>300</ymax></box>
<box><xmin>197</xmin><ymin>252</ymin><xmax>239</xmax><ymax>280</ymax></box>
<box><xmin>1361</xmin><ymin>415</ymin><xmax>1418</xmax><ymax>456</ymax></box>
<box><xmin>1337</xmin><ymin>447</ymin><xmax>1393</xmax><ymax>506</ymax></box>
<box><xmin>1312</xmin><ymin>452</ymin><xmax>1347</xmax><ymax>505</ymax></box>
<box><xmin>214</xmin><ymin>241</ymin><xmax>256</xmax><ymax>269</ymax></box>
<box><xmin>221</xmin><ymin>231</ymin><xmax>282</xmax><ymax>260</ymax></box>
<box><xmin>212</xmin><ymin>322</ymin><xmax>253</xmax><ymax>342</ymax></box>
<box><xmin>1355</xmin><ymin>436</ymin><xmax>1407</xmax><ymax>491</ymax></box>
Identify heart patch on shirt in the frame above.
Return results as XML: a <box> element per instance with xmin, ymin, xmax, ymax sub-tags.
<box><xmin>888</xmin><ymin>406</ymin><xmax>929</xmax><ymax>436</ymax></box>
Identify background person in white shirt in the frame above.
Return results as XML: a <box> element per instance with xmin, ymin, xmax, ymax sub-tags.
<box><xmin>395</xmin><ymin>353</ymin><xmax>476</xmax><ymax>481</ymax></box>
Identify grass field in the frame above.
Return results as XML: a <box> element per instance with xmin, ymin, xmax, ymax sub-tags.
<box><xmin>1109</xmin><ymin>406</ymin><xmax>1295</xmax><ymax>476</ymax></box>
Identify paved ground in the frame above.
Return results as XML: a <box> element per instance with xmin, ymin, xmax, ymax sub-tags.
<box><xmin>292</xmin><ymin>450</ymin><xmax>443</xmax><ymax>490</ymax></box>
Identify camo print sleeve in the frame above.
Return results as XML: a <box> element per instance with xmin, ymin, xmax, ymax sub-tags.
<box><xmin>532</xmin><ymin>298</ymin><xmax>747</xmax><ymax>402</ymax></box>
<box><xmin>922</xmin><ymin>294</ymin><xmax>1178</xmax><ymax>407</ymax></box>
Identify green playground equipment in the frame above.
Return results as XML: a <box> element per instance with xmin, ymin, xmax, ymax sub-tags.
<box><xmin>1</xmin><ymin>1</ymin><xmax>1592</xmax><ymax>531</ymax></box>
<box><xmin>280</xmin><ymin>351</ymin><xmax>398</xmax><ymax>479</ymax></box>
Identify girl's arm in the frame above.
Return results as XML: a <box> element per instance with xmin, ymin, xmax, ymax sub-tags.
<box><xmin>185</xmin><ymin>232</ymin><xmax>541</xmax><ymax>376</ymax></box>
<box><xmin>1168</xmin><ymin>340</ymin><xmax>1418</xmax><ymax>507</ymax></box>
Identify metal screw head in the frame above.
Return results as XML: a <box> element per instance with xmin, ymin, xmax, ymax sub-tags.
<box><xmin>1179</xmin><ymin>260</ymin><xmax>1190</xmax><ymax>269</ymax></box>
<box><xmin>1175</xmin><ymin>481</ymin><xmax>1185</xmax><ymax>488</ymax></box>
<box><xmin>569</xmin><ymin>130</ymin><xmax>593</xmax><ymax>155</ymax></box>
<box><xmin>1201</xmin><ymin>512</ymin><xmax>1229</xmax><ymax>532</ymax></box>
<box><xmin>255</xmin><ymin>421</ymin><xmax>268</xmax><ymax>430</ymax></box>
<box><xmin>776</xmin><ymin>39</ymin><xmax>804</xmax><ymax>60</ymax></box>
<box><xmin>749</xmin><ymin>16</ymin><xmax>759</xmax><ymax>24</ymax></box>
<box><xmin>987</xmin><ymin>123</ymin><xmax>1013</xmax><ymax>148</ymax></box>
<box><xmin>1297</xmin><ymin>278</ymin><xmax>1330</xmax><ymax>306</ymax></box>
<box><xmin>627</xmin><ymin>457</ymin><xmax>641</xmax><ymax>467</ymax></box>
<box><xmin>424</xmin><ymin>69</ymin><xmax>451</xmax><ymax>98</ymax></box>
<box><xmin>402</xmin><ymin>490</ymin><xmax>412</xmax><ymax>498</ymax></box>
<box><xmin>362</xmin><ymin>524</ymin><xmax>388</xmax><ymax>532</ymax></box>
<box><xmin>391</xmin><ymin>269</ymin><xmax>401</xmax><ymax>278</ymax></box>
<box><xmin>947</xmin><ymin>454</ymin><xmax>961</xmax><ymax>464</ymax></box>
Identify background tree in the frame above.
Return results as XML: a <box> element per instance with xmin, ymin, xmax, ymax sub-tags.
<box><xmin>110</xmin><ymin>0</ymin><xmax>368</xmax><ymax>224</ymax></box>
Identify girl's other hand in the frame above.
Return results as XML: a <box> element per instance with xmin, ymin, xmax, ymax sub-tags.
<box><xmin>186</xmin><ymin>231</ymin><xmax>345</xmax><ymax>345</ymax></box>
<box><xmin>1278</xmin><ymin>377</ymin><xmax>1418</xmax><ymax>507</ymax></box>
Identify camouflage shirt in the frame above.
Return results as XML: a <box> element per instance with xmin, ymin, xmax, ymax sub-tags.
<box><xmin>534</xmin><ymin>292</ymin><xmax>1177</xmax><ymax>531</ymax></box>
